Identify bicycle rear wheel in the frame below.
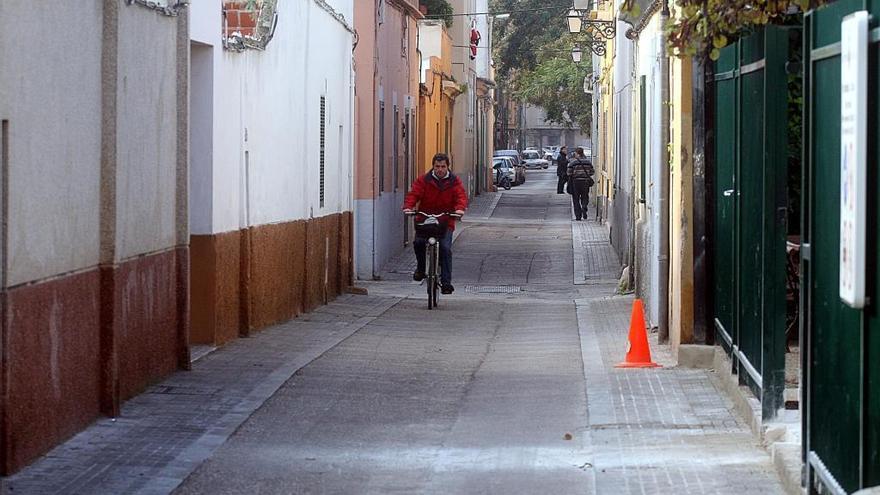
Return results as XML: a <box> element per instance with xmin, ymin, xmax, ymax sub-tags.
<box><xmin>427</xmin><ymin>242</ymin><xmax>438</xmax><ymax>309</ymax></box>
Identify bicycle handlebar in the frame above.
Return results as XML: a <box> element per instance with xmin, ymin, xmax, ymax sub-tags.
<box><xmin>404</xmin><ymin>210</ymin><xmax>462</xmax><ymax>218</ymax></box>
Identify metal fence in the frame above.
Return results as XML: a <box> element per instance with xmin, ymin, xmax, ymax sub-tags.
<box><xmin>803</xmin><ymin>1</ymin><xmax>880</xmax><ymax>492</ymax></box>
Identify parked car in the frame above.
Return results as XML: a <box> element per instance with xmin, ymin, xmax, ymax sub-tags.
<box><xmin>521</xmin><ymin>150</ymin><xmax>550</xmax><ymax>169</ymax></box>
<box><xmin>493</xmin><ymin>149</ymin><xmax>527</xmax><ymax>184</ymax></box>
<box><xmin>494</xmin><ymin>155</ymin><xmax>524</xmax><ymax>185</ymax></box>
<box><xmin>494</xmin><ymin>149</ymin><xmax>522</xmax><ymax>164</ymax></box>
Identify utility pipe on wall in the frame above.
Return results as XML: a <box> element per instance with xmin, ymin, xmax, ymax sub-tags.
<box><xmin>658</xmin><ymin>0</ymin><xmax>670</xmax><ymax>343</ymax></box>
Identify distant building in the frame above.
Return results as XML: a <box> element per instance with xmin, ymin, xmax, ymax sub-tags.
<box><xmin>522</xmin><ymin>104</ymin><xmax>591</xmax><ymax>151</ymax></box>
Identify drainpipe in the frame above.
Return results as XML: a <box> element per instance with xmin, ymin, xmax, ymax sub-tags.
<box><xmin>658</xmin><ymin>0</ymin><xmax>670</xmax><ymax>343</ymax></box>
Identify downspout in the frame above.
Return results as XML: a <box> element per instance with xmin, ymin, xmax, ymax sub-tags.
<box><xmin>371</xmin><ymin>0</ymin><xmax>379</xmax><ymax>279</ymax></box>
<box><xmin>658</xmin><ymin>0</ymin><xmax>670</xmax><ymax>343</ymax></box>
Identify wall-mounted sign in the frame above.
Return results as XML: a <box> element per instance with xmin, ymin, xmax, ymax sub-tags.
<box><xmin>839</xmin><ymin>11</ymin><xmax>868</xmax><ymax>309</ymax></box>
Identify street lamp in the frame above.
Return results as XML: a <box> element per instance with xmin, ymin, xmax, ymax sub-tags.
<box><xmin>571</xmin><ymin>45</ymin><xmax>582</xmax><ymax>63</ymax></box>
<box><xmin>566</xmin><ymin>5</ymin><xmax>616</xmax><ymax>39</ymax></box>
<box><xmin>567</xmin><ymin>9</ymin><xmax>582</xmax><ymax>34</ymax></box>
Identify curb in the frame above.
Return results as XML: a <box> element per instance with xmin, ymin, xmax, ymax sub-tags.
<box><xmin>695</xmin><ymin>347</ymin><xmax>805</xmax><ymax>495</ymax></box>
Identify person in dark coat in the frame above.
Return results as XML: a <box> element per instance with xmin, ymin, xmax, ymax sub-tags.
<box><xmin>567</xmin><ymin>147</ymin><xmax>595</xmax><ymax>221</ymax></box>
<box><xmin>556</xmin><ymin>146</ymin><xmax>569</xmax><ymax>194</ymax></box>
<box><xmin>402</xmin><ymin>153</ymin><xmax>468</xmax><ymax>294</ymax></box>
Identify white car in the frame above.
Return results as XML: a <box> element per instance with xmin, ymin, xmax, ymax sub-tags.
<box><xmin>521</xmin><ymin>150</ymin><xmax>550</xmax><ymax>169</ymax></box>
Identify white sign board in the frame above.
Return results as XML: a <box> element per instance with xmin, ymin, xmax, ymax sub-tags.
<box><xmin>839</xmin><ymin>11</ymin><xmax>868</xmax><ymax>308</ymax></box>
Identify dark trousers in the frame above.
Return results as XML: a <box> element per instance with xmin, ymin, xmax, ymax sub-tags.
<box><xmin>570</xmin><ymin>180</ymin><xmax>590</xmax><ymax>220</ymax></box>
<box><xmin>557</xmin><ymin>175</ymin><xmax>568</xmax><ymax>194</ymax></box>
<box><xmin>414</xmin><ymin>230</ymin><xmax>453</xmax><ymax>285</ymax></box>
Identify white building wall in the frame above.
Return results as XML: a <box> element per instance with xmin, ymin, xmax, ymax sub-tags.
<box><xmin>475</xmin><ymin>0</ymin><xmax>490</xmax><ymax>80</ymax></box>
<box><xmin>634</xmin><ymin>17</ymin><xmax>663</xmax><ymax>328</ymax></box>
<box><xmin>450</xmin><ymin>0</ymin><xmax>477</xmax><ymax>196</ymax></box>
<box><xmin>116</xmin><ymin>6</ymin><xmax>181</xmax><ymax>260</ymax></box>
<box><xmin>0</xmin><ymin>1</ymin><xmax>103</xmax><ymax>286</ymax></box>
<box><xmin>191</xmin><ymin>0</ymin><xmax>354</xmax><ymax>236</ymax></box>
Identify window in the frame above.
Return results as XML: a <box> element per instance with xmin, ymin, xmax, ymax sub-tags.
<box><xmin>320</xmin><ymin>96</ymin><xmax>326</xmax><ymax>207</ymax></box>
<box><xmin>379</xmin><ymin>102</ymin><xmax>385</xmax><ymax>193</ymax></box>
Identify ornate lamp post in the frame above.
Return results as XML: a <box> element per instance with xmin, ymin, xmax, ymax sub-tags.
<box><xmin>566</xmin><ymin>3</ymin><xmax>616</xmax><ymax>39</ymax></box>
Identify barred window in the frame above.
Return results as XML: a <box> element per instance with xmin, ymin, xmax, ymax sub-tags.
<box><xmin>320</xmin><ymin>96</ymin><xmax>326</xmax><ymax>207</ymax></box>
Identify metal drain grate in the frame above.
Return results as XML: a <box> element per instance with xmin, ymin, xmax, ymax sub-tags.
<box><xmin>465</xmin><ymin>285</ymin><xmax>522</xmax><ymax>294</ymax></box>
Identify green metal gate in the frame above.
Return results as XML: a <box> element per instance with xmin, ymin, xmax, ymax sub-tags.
<box><xmin>713</xmin><ymin>27</ymin><xmax>790</xmax><ymax>420</ymax></box>
<box><xmin>804</xmin><ymin>1</ymin><xmax>880</xmax><ymax>491</ymax></box>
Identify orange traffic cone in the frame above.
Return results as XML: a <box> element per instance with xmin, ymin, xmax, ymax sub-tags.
<box><xmin>615</xmin><ymin>299</ymin><xmax>661</xmax><ymax>368</ymax></box>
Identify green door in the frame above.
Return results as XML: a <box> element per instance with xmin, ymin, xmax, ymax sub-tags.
<box><xmin>714</xmin><ymin>46</ymin><xmax>738</xmax><ymax>353</ymax></box>
<box><xmin>712</xmin><ymin>27</ymin><xmax>789</xmax><ymax>420</ymax></box>
<box><xmin>804</xmin><ymin>0</ymin><xmax>880</xmax><ymax>491</ymax></box>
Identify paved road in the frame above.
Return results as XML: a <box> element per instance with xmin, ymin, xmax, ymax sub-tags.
<box><xmin>5</xmin><ymin>170</ymin><xmax>785</xmax><ymax>494</ymax></box>
<box><xmin>176</xmin><ymin>170</ymin><xmax>785</xmax><ymax>494</ymax></box>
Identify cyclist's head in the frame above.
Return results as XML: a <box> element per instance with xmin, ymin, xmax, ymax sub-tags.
<box><xmin>432</xmin><ymin>153</ymin><xmax>450</xmax><ymax>178</ymax></box>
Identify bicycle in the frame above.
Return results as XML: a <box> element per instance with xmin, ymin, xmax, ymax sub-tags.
<box><xmin>405</xmin><ymin>211</ymin><xmax>462</xmax><ymax>309</ymax></box>
<box><xmin>494</xmin><ymin>165</ymin><xmax>512</xmax><ymax>190</ymax></box>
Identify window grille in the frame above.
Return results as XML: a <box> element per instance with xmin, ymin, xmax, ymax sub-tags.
<box><xmin>320</xmin><ymin>96</ymin><xmax>326</xmax><ymax>207</ymax></box>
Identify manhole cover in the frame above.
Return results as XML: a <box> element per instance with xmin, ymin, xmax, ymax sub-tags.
<box><xmin>465</xmin><ymin>285</ymin><xmax>522</xmax><ymax>294</ymax></box>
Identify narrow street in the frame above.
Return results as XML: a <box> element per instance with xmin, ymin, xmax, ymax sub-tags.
<box><xmin>3</xmin><ymin>170</ymin><xmax>785</xmax><ymax>494</ymax></box>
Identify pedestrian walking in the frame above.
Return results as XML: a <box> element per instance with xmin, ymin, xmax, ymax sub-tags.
<box><xmin>556</xmin><ymin>146</ymin><xmax>569</xmax><ymax>194</ymax></box>
<box><xmin>566</xmin><ymin>147</ymin><xmax>594</xmax><ymax>221</ymax></box>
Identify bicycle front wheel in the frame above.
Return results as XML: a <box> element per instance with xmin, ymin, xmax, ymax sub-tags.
<box><xmin>427</xmin><ymin>242</ymin><xmax>438</xmax><ymax>309</ymax></box>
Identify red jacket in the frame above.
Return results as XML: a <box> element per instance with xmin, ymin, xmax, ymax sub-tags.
<box><xmin>403</xmin><ymin>171</ymin><xmax>468</xmax><ymax>230</ymax></box>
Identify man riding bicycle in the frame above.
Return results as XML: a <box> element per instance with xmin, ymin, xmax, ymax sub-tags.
<box><xmin>402</xmin><ymin>153</ymin><xmax>468</xmax><ymax>294</ymax></box>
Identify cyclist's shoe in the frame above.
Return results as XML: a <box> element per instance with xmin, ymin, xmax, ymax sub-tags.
<box><xmin>441</xmin><ymin>284</ymin><xmax>454</xmax><ymax>294</ymax></box>
<box><xmin>413</xmin><ymin>270</ymin><xmax>426</xmax><ymax>282</ymax></box>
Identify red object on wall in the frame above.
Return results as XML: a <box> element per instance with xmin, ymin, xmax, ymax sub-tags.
<box><xmin>470</xmin><ymin>27</ymin><xmax>481</xmax><ymax>60</ymax></box>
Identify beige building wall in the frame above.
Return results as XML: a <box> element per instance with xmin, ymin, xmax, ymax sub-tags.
<box><xmin>669</xmin><ymin>56</ymin><xmax>695</xmax><ymax>351</ymax></box>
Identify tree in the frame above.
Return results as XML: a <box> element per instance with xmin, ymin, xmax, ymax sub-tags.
<box><xmin>513</xmin><ymin>43</ymin><xmax>593</xmax><ymax>131</ymax></box>
<box><xmin>422</xmin><ymin>0</ymin><xmax>454</xmax><ymax>28</ymax></box>
<box><xmin>491</xmin><ymin>0</ymin><xmax>592</xmax><ymax>133</ymax></box>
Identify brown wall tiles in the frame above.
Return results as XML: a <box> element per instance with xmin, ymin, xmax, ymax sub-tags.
<box><xmin>190</xmin><ymin>232</ymin><xmax>240</xmax><ymax>346</ymax></box>
<box><xmin>114</xmin><ymin>249</ymin><xmax>182</xmax><ymax>402</ymax></box>
<box><xmin>244</xmin><ymin>220</ymin><xmax>307</xmax><ymax>331</ymax></box>
<box><xmin>326</xmin><ymin>214</ymin><xmax>341</xmax><ymax>299</ymax></box>
<box><xmin>290</xmin><ymin>220</ymin><xmax>307</xmax><ymax>318</ymax></box>
<box><xmin>175</xmin><ymin>246</ymin><xmax>191</xmax><ymax>369</ymax></box>
<box><xmin>303</xmin><ymin>216</ymin><xmax>327</xmax><ymax>313</ymax></box>
<box><xmin>338</xmin><ymin>211</ymin><xmax>353</xmax><ymax>289</ymax></box>
<box><xmin>2</xmin><ymin>270</ymin><xmax>102</xmax><ymax>474</ymax></box>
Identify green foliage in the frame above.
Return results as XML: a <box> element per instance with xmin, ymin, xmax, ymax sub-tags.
<box><xmin>491</xmin><ymin>0</ymin><xmax>570</xmax><ymax>79</ymax></box>
<box><xmin>513</xmin><ymin>45</ymin><xmax>593</xmax><ymax>131</ymax></box>
<box><xmin>422</xmin><ymin>0</ymin><xmax>454</xmax><ymax>28</ymax></box>
<box><xmin>491</xmin><ymin>0</ymin><xmax>592</xmax><ymax>132</ymax></box>
<box><xmin>662</xmin><ymin>0</ymin><xmax>824</xmax><ymax>59</ymax></box>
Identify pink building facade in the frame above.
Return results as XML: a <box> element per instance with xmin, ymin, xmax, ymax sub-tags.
<box><xmin>353</xmin><ymin>0</ymin><xmax>423</xmax><ymax>280</ymax></box>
